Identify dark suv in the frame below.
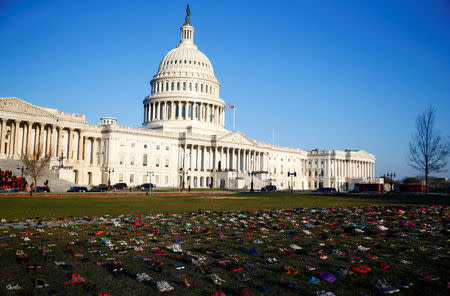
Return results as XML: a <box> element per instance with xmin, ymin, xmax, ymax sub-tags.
<box><xmin>90</xmin><ymin>185</ymin><xmax>108</xmax><ymax>192</ymax></box>
<box><xmin>135</xmin><ymin>183</ymin><xmax>155</xmax><ymax>191</ymax></box>
<box><xmin>113</xmin><ymin>183</ymin><xmax>128</xmax><ymax>190</ymax></box>
<box><xmin>36</xmin><ymin>186</ymin><xmax>50</xmax><ymax>193</ymax></box>
<box><xmin>67</xmin><ymin>186</ymin><xmax>88</xmax><ymax>192</ymax></box>
<box><xmin>261</xmin><ymin>185</ymin><xmax>277</xmax><ymax>192</ymax></box>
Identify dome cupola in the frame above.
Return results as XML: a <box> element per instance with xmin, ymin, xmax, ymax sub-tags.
<box><xmin>143</xmin><ymin>5</ymin><xmax>226</xmax><ymax>135</ymax></box>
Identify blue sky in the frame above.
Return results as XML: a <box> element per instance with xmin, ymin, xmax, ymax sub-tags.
<box><xmin>1</xmin><ymin>0</ymin><xmax>449</xmax><ymax>179</ymax></box>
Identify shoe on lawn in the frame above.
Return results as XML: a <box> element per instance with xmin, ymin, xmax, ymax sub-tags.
<box><xmin>373</xmin><ymin>278</ymin><xmax>400</xmax><ymax>294</ymax></box>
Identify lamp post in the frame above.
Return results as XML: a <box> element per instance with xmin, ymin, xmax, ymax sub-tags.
<box><xmin>17</xmin><ymin>165</ymin><xmax>25</xmax><ymax>191</ymax></box>
<box><xmin>384</xmin><ymin>172</ymin><xmax>396</xmax><ymax>191</ymax></box>
<box><xmin>147</xmin><ymin>171</ymin><xmax>154</xmax><ymax>196</ymax></box>
<box><xmin>288</xmin><ymin>172</ymin><xmax>296</xmax><ymax>193</ymax></box>
<box><xmin>249</xmin><ymin>159</ymin><xmax>256</xmax><ymax>192</ymax></box>
<box><xmin>105</xmin><ymin>168</ymin><xmax>114</xmax><ymax>190</ymax></box>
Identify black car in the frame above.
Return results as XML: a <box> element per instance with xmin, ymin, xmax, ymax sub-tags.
<box><xmin>312</xmin><ymin>187</ymin><xmax>337</xmax><ymax>193</ymax></box>
<box><xmin>135</xmin><ymin>183</ymin><xmax>155</xmax><ymax>191</ymax></box>
<box><xmin>90</xmin><ymin>185</ymin><xmax>108</xmax><ymax>192</ymax></box>
<box><xmin>36</xmin><ymin>186</ymin><xmax>50</xmax><ymax>193</ymax></box>
<box><xmin>112</xmin><ymin>183</ymin><xmax>128</xmax><ymax>190</ymax></box>
<box><xmin>261</xmin><ymin>185</ymin><xmax>277</xmax><ymax>192</ymax></box>
<box><xmin>67</xmin><ymin>186</ymin><xmax>88</xmax><ymax>192</ymax></box>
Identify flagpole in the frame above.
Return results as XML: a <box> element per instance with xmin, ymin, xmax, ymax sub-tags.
<box><xmin>233</xmin><ymin>109</ymin><xmax>235</xmax><ymax>130</ymax></box>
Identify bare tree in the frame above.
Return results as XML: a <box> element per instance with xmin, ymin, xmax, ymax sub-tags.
<box><xmin>409</xmin><ymin>106</ymin><xmax>449</xmax><ymax>193</ymax></box>
<box><xmin>20</xmin><ymin>145</ymin><xmax>52</xmax><ymax>196</ymax></box>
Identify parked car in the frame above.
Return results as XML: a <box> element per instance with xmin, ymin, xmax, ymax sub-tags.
<box><xmin>36</xmin><ymin>186</ymin><xmax>50</xmax><ymax>193</ymax></box>
<box><xmin>112</xmin><ymin>183</ymin><xmax>128</xmax><ymax>190</ymax></box>
<box><xmin>89</xmin><ymin>185</ymin><xmax>108</xmax><ymax>192</ymax></box>
<box><xmin>312</xmin><ymin>187</ymin><xmax>337</xmax><ymax>193</ymax></box>
<box><xmin>135</xmin><ymin>183</ymin><xmax>155</xmax><ymax>191</ymax></box>
<box><xmin>261</xmin><ymin>185</ymin><xmax>277</xmax><ymax>192</ymax></box>
<box><xmin>67</xmin><ymin>186</ymin><xmax>88</xmax><ymax>192</ymax></box>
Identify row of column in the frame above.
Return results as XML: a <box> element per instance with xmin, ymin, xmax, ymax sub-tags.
<box><xmin>144</xmin><ymin>101</ymin><xmax>224</xmax><ymax>125</ymax></box>
<box><xmin>334</xmin><ymin>159</ymin><xmax>375</xmax><ymax>179</ymax></box>
<box><xmin>181</xmin><ymin>144</ymin><xmax>267</xmax><ymax>173</ymax></box>
<box><xmin>0</xmin><ymin>118</ymin><xmax>102</xmax><ymax>166</ymax></box>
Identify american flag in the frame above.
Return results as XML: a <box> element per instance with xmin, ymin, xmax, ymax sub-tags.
<box><xmin>228</xmin><ymin>103</ymin><xmax>235</xmax><ymax>110</ymax></box>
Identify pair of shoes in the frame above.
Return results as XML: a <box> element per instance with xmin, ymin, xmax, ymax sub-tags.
<box><xmin>379</xmin><ymin>262</ymin><xmax>390</xmax><ymax>270</ymax></box>
<box><xmin>264</xmin><ymin>257</ymin><xmax>277</xmax><ymax>264</ymax></box>
<box><xmin>279</xmin><ymin>281</ymin><xmax>299</xmax><ymax>289</ymax></box>
<box><xmin>34</xmin><ymin>278</ymin><xmax>50</xmax><ymax>288</ymax></box>
<box><xmin>308</xmin><ymin>276</ymin><xmax>320</xmax><ymax>285</ymax></box>
<box><xmin>237</xmin><ymin>274</ymin><xmax>250</xmax><ymax>282</ymax></box>
<box><xmin>27</xmin><ymin>265</ymin><xmax>42</xmax><ymax>274</ymax></box>
<box><xmin>394</xmin><ymin>280</ymin><xmax>413</xmax><ymax>288</ymax></box>
<box><xmin>5</xmin><ymin>283</ymin><xmax>21</xmax><ymax>290</ymax></box>
<box><xmin>136</xmin><ymin>272</ymin><xmax>152</xmax><ymax>282</ymax></box>
<box><xmin>319</xmin><ymin>272</ymin><xmax>337</xmax><ymax>283</ymax></box>
<box><xmin>282</xmin><ymin>265</ymin><xmax>299</xmax><ymax>275</ymax></box>
<box><xmin>174</xmin><ymin>263</ymin><xmax>185</xmax><ymax>270</ymax></box>
<box><xmin>290</xmin><ymin>244</ymin><xmax>302</xmax><ymax>250</ymax></box>
<box><xmin>373</xmin><ymin>278</ymin><xmax>400</xmax><ymax>294</ymax></box>
<box><xmin>259</xmin><ymin>284</ymin><xmax>273</xmax><ymax>292</ymax></box>
<box><xmin>352</xmin><ymin>265</ymin><xmax>371</xmax><ymax>274</ymax></box>
<box><xmin>211</xmin><ymin>274</ymin><xmax>226</xmax><ymax>285</ymax></box>
<box><xmin>183</xmin><ymin>278</ymin><xmax>196</xmax><ymax>288</ymax></box>
<box><xmin>156</xmin><ymin>281</ymin><xmax>174</xmax><ymax>292</ymax></box>
<box><xmin>336</xmin><ymin>268</ymin><xmax>353</xmax><ymax>276</ymax></box>
<box><xmin>418</xmin><ymin>272</ymin><xmax>439</xmax><ymax>281</ymax></box>
<box><xmin>317</xmin><ymin>291</ymin><xmax>335</xmax><ymax>296</ymax></box>
<box><xmin>305</xmin><ymin>265</ymin><xmax>316</xmax><ymax>271</ymax></box>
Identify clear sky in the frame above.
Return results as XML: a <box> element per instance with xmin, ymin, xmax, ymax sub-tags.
<box><xmin>1</xmin><ymin>0</ymin><xmax>449</xmax><ymax>179</ymax></box>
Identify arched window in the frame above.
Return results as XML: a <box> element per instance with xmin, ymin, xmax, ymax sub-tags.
<box><xmin>182</xmin><ymin>103</ymin><xmax>186</xmax><ymax>118</ymax></box>
<box><xmin>201</xmin><ymin>84</ymin><xmax>203</xmax><ymax>92</ymax></box>
<box><xmin>189</xmin><ymin>82</ymin><xmax>192</xmax><ymax>91</ymax></box>
<box><xmin>177</xmin><ymin>82</ymin><xmax>180</xmax><ymax>90</ymax></box>
<box><xmin>175</xmin><ymin>60</ymin><xmax>177</xmax><ymax>64</ymax></box>
<box><xmin>195</xmin><ymin>83</ymin><xmax>198</xmax><ymax>91</ymax></box>
<box><xmin>166</xmin><ymin>82</ymin><xmax>169</xmax><ymax>91</ymax></box>
<box><xmin>171</xmin><ymin>82</ymin><xmax>174</xmax><ymax>91</ymax></box>
<box><xmin>175</xmin><ymin>103</ymin><xmax>179</xmax><ymax>118</ymax></box>
<box><xmin>183</xmin><ymin>82</ymin><xmax>186</xmax><ymax>90</ymax></box>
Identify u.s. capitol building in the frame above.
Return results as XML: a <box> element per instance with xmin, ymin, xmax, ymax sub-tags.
<box><xmin>0</xmin><ymin>8</ymin><xmax>379</xmax><ymax>191</ymax></box>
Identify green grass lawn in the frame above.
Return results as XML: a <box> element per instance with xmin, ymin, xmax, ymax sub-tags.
<box><xmin>0</xmin><ymin>192</ymin><xmax>448</xmax><ymax>220</ymax></box>
<box><xmin>0</xmin><ymin>193</ymin><xmax>448</xmax><ymax>295</ymax></box>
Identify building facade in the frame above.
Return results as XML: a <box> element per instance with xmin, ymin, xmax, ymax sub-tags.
<box><xmin>0</xmin><ymin>9</ymin><xmax>379</xmax><ymax>191</ymax></box>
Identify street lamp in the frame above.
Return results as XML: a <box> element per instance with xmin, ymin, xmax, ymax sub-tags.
<box><xmin>17</xmin><ymin>165</ymin><xmax>25</xmax><ymax>191</ymax></box>
<box><xmin>288</xmin><ymin>171</ymin><xmax>296</xmax><ymax>193</ymax></box>
<box><xmin>147</xmin><ymin>171</ymin><xmax>154</xmax><ymax>196</ymax></box>
<box><xmin>105</xmin><ymin>168</ymin><xmax>114</xmax><ymax>190</ymax></box>
<box><xmin>384</xmin><ymin>172</ymin><xmax>396</xmax><ymax>191</ymax></box>
<box><xmin>249</xmin><ymin>159</ymin><xmax>256</xmax><ymax>192</ymax></box>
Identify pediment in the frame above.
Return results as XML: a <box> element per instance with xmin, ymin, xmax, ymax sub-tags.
<box><xmin>217</xmin><ymin>131</ymin><xmax>256</xmax><ymax>146</ymax></box>
<box><xmin>0</xmin><ymin>97</ymin><xmax>56</xmax><ymax>118</ymax></box>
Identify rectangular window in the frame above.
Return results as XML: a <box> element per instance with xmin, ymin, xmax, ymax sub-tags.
<box><xmin>156</xmin><ymin>159</ymin><xmax>160</xmax><ymax>167</ymax></box>
<box><xmin>165</xmin><ymin>159</ymin><xmax>169</xmax><ymax>168</ymax></box>
<box><xmin>165</xmin><ymin>175</ymin><xmax>168</xmax><ymax>184</ymax></box>
<box><xmin>119</xmin><ymin>173</ymin><xmax>123</xmax><ymax>182</ymax></box>
<box><xmin>143</xmin><ymin>154</ymin><xmax>148</xmax><ymax>166</ymax></box>
<box><xmin>119</xmin><ymin>154</ymin><xmax>124</xmax><ymax>165</ymax></box>
<box><xmin>130</xmin><ymin>156</ymin><xmax>135</xmax><ymax>165</ymax></box>
<box><xmin>130</xmin><ymin>173</ymin><xmax>134</xmax><ymax>183</ymax></box>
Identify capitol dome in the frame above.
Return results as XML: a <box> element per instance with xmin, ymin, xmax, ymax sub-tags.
<box><xmin>143</xmin><ymin>6</ymin><xmax>226</xmax><ymax>135</ymax></box>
